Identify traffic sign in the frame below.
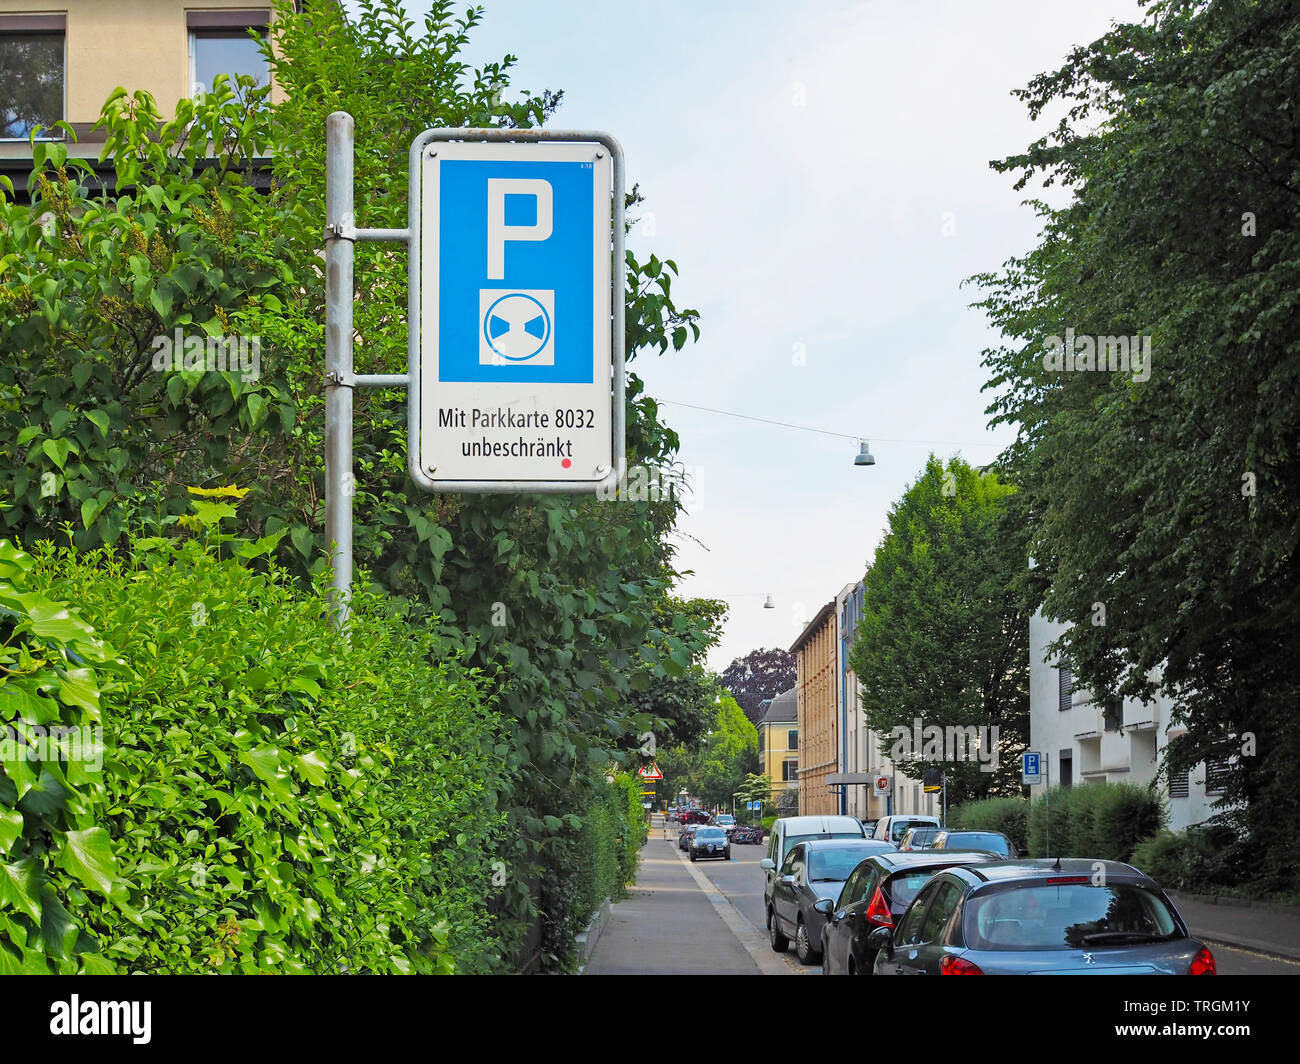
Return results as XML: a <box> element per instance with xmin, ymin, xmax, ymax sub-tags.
<box><xmin>1022</xmin><ymin>751</ymin><xmax>1042</xmax><ymax>786</ymax></box>
<box><xmin>638</xmin><ymin>762</ymin><xmax>663</xmax><ymax>781</ymax></box>
<box><xmin>747</xmin><ymin>800</ymin><xmax>762</xmax><ymax>810</ymax></box>
<box><xmin>873</xmin><ymin>775</ymin><xmax>892</xmax><ymax>797</ymax></box>
<box><xmin>412</xmin><ymin>133</ymin><xmax>625</xmax><ymax>493</ymax></box>
<box><xmin>922</xmin><ymin>767</ymin><xmax>943</xmax><ymax>794</ymax></box>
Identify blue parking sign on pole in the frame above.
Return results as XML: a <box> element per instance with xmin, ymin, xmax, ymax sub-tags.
<box><xmin>410</xmin><ymin>133</ymin><xmax>625</xmax><ymax>493</ymax></box>
<box><xmin>1022</xmin><ymin>751</ymin><xmax>1042</xmax><ymax>786</ymax></box>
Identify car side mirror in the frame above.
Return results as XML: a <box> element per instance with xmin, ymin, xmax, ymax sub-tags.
<box><xmin>813</xmin><ymin>899</ymin><xmax>834</xmax><ymax>916</ymax></box>
<box><xmin>760</xmin><ymin>858</ymin><xmax>774</xmax><ymax>871</ymax></box>
<box><xmin>781</xmin><ymin>874</ymin><xmax>795</xmax><ymax>886</ymax></box>
<box><xmin>868</xmin><ymin>925</ymin><xmax>893</xmax><ymax>956</ymax></box>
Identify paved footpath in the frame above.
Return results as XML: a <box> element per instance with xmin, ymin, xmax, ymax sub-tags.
<box><xmin>585</xmin><ymin>817</ymin><xmax>790</xmax><ymax>975</ymax></box>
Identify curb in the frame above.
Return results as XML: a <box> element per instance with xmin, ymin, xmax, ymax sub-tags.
<box><xmin>1168</xmin><ymin>889</ymin><xmax>1300</xmax><ymax>916</ymax></box>
<box><xmin>575</xmin><ymin>897</ymin><xmax>612</xmax><ymax>974</ymax></box>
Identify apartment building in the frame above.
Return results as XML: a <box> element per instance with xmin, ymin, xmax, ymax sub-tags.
<box><xmin>0</xmin><ymin>2</ymin><xmax>284</xmax><ymax>196</ymax></box>
<box><xmin>756</xmin><ymin>688</ymin><xmax>798</xmax><ymax>812</ymax></box>
<box><xmin>1029</xmin><ymin>609</ymin><xmax>1220</xmax><ymax>831</ymax></box>
<box><xmin>790</xmin><ymin>600</ymin><xmax>839</xmax><ymax>816</ymax></box>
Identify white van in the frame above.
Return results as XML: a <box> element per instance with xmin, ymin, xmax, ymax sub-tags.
<box><xmin>761</xmin><ymin>815</ymin><xmax>867</xmax><ymax>914</ymax></box>
<box><xmin>871</xmin><ymin>814</ymin><xmax>941</xmax><ymax>845</ymax></box>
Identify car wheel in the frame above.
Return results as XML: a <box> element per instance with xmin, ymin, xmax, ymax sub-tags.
<box><xmin>724</xmin><ymin>848</ymin><xmax>731</xmax><ymax>860</ymax></box>
<box><xmin>690</xmin><ymin>851</ymin><xmax>696</xmax><ymax>861</ymax></box>
<box><xmin>795</xmin><ymin>919</ymin><xmax>821</xmax><ymax>965</ymax></box>
<box><xmin>768</xmin><ymin>909</ymin><xmax>789</xmax><ymax>953</ymax></box>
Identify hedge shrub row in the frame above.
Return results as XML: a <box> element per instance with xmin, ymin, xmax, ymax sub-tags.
<box><xmin>948</xmin><ymin>783</ymin><xmax>1164</xmax><ymax>863</ymax></box>
<box><xmin>3</xmin><ymin>533</ymin><xmax>508</xmax><ymax>973</ymax></box>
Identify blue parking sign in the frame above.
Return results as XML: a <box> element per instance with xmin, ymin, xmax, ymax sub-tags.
<box><xmin>414</xmin><ymin>137</ymin><xmax>621</xmax><ymax>490</ymax></box>
<box><xmin>1022</xmin><ymin>752</ymin><xmax>1042</xmax><ymax>785</ymax></box>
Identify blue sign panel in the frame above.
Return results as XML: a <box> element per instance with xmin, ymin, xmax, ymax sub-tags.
<box><xmin>437</xmin><ymin>158</ymin><xmax>595</xmax><ymax>384</ymax></box>
<box><xmin>1022</xmin><ymin>752</ymin><xmax>1042</xmax><ymax>784</ymax></box>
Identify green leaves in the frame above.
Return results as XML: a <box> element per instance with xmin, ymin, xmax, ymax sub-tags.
<box><xmin>55</xmin><ymin>828</ymin><xmax>119</xmax><ymax>898</ymax></box>
<box><xmin>0</xmin><ymin>859</ymin><xmax>43</xmax><ymax>924</ymax></box>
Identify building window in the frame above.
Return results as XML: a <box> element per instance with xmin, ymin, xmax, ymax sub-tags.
<box><xmin>787</xmin><ymin>729</ymin><xmax>798</xmax><ymax>751</ymax></box>
<box><xmin>0</xmin><ymin>15</ymin><xmax>65</xmax><ymax>140</ymax></box>
<box><xmin>1059</xmin><ymin>749</ymin><xmax>1073</xmax><ymax>788</ymax></box>
<box><xmin>757</xmin><ymin>728</ymin><xmax>764</xmax><ymax>755</ymax></box>
<box><xmin>1205</xmin><ymin>756</ymin><xmax>1230</xmax><ymax>796</ymax></box>
<box><xmin>1102</xmin><ymin>696</ymin><xmax>1121</xmax><ymax>732</ymax></box>
<box><xmin>188</xmin><ymin>11</ymin><xmax>271</xmax><ymax>98</ymax></box>
<box><xmin>1168</xmin><ymin>765</ymin><xmax>1189</xmax><ymax>799</ymax></box>
<box><xmin>781</xmin><ymin>759</ymin><xmax>797</xmax><ymax>782</ymax></box>
<box><xmin>1058</xmin><ymin>664</ymin><xmax>1074</xmax><ymax>712</ymax></box>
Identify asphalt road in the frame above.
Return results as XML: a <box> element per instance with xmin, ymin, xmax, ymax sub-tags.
<box><xmin>669</xmin><ymin>823</ymin><xmax>1300</xmax><ymax>976</ymax></box>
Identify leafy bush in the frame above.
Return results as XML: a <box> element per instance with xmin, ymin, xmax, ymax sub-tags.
<box><xmin>1025</xmin><ymin>783</ymin><xmax>1164</xmax><ymax>860</ymax></box>
<box><xmin>1129</xmin><ymin>831</ymin><xmax>1191</xmax><ymax>888</ymax></box>
<box><xmin>8</xmin><ymin>531</ymin><xmax>506</xmax><ymax>973</ymax></box>
<box><xmin>948</xmin><ymin>796</ymin><xmax>1029</xmax><ymax>854</ymax></box>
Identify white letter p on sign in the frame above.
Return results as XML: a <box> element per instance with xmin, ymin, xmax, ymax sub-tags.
<box><xmin>487</xmin><ymin>178</ymin><xmax>552</xmax><ymax>280</ymax></box>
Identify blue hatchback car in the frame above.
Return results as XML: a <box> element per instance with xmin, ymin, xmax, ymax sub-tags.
<box><xmin>869</xmin><ymin>858</ymin><xmax>1216</xmax><ymax>975</ymax></box>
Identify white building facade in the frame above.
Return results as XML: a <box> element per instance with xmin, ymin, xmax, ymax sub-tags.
<box><xmin>1029</xmin><ymin>610</ymin><xmax>1220</xmax><ymax>832</ymax></box>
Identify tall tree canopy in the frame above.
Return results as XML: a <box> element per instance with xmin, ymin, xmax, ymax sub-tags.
<box><xmin>720</xmin><ymin>647</ymin><xmax>796</xmax><ymax>725</ymax></box>
<box><xmin>850</xmin><ymin>456</ymin><xmax>1029</xmax><ymax>803</ymax></box>
<box><xmin>972</xmin><ymin>0</ymin><xmax>1300</xmax><ymax>891</ymax></box>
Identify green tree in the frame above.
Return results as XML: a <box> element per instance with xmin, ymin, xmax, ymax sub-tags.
<box><xmin>972</xmin><ymin>0</ymin><xmax>1300</xmax><ymax>892</ymax></box>
<box><xmin>0</xmin><ymin>0</ymin><xmax>709</xmax><ymax>968</ymax></box>
<box><xmin>850</xmin><ymin>456</ymin><xmax>1029</xmax><ymax>803</ymax></box>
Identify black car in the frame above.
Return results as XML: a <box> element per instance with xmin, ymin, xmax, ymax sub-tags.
<box><xmin>690</xmin><ymin>826</ymin><xmax>730</xmax><ymax>861</ymax></box>
<box><xmin>769</xmin><ymin>839</ymin><xmax>896</xmax><ymax>964</ymax></box>
<box><xmin>817</xmin><ymin>850</ymin><xmax>999</xmax><ymax>975</ymax></box>
<box><xmin>868</xmin><ymin>859</ymin><xmax>1215</xmax><ymax>975</ymax></box>
<box><xmin>678</xmin><ymin>823</ymin><xmax>701</xmax><ymax>852</ymax></box>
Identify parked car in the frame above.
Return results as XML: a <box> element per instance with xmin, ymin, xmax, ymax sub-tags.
<box><xmin>678</xmin><ymin>823</ymin><xmax>702</xmax><ymax>851</ymax></box>
<box><xmin>711</xmin><ymin>814</ymin><xmax>737</xmax><ymax>834</ymax></box>
<box><xmin>818</xmin><ymin>850</ymin><xmax>1000</xmax><ymax>975</ymax></box>
<box><xmin>768</xmin><ymin>839</ymin><xmax>896</xmax><ymax>963</ymax></box>
<box><xmin>931</xmin><ymin>829</ymin><xmax>1017</xmax><ymax>858</ymax></box>
<box><xmin>868</xmin><ymin>859</ymin><xmax>1216</xmax><ymax>975</ymax></box>
<box><xmin>871</xmin><ymin>815</ymin><xmax>941</xmax><ymax>846</ymax></box>
<box><xmin>897</xmin><ymin>826</ymin><xmax>945</xmax><ymax>851</ymax></box>
<box><xmin>690</xmin><ymin>826</ymin><xmax>731</xmax><ymax>862</ymax></box>
<box><xmin>858</xmin><ymin>818</ymin><xmax>877</xmax><ymax>837</ymax></box>
<box><xmin>762</xmin><ymin>815</ymin><xmax>869</xmax><ymax>929</ymax></box>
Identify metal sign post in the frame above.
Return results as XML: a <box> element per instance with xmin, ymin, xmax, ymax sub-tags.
<box><xmin>322</xmin><ymin>112</ymin><xmax>625</xmax><ymax>627</ymax></box>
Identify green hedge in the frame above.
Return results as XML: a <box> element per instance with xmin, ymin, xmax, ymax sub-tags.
<box><xmin>1130</xmin><ymin>824</ymin><xmax>1252</xmax><ymax>894</ymax></box>
<box><xmin>949</xmin><ymin>784</ymin><xmax>1164</xmax><ymax>862</ymax></box>
<box><xmin>3</xmin><ymin>534</ymin><xmax>507</xmax><ymax>973</ymax></box>
<box><xmin>1025</xmin><ymin>783</ymin><xmax>1165</xmax><ymax>861</ymax></box>
<box><xmin>947</xmin><ymin>796</ymin><xmax>1029</xmax><ymax>854</ymax></box>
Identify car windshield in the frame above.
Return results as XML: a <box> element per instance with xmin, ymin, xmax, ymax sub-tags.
<box><xmin>807</xmin><ymin>844</ymin><xmax>884</xmax><ymax>882</ymax></box>
<box><xmin>783</xmin><ymin>831</ymin><xmax>862</xmax><ymax>860</ymax></box>
<box><xmin>890</xmin><ymin>821</ymin><xmax>934</xmax><ymax>841</ymax></box>
<box><xmin>944</xmin><ymin>833</ymin><xmax>1010</xmax><ymax>855</ymax></box>
<box><xmin>715</xmin><ymin>816</ymin><xmax>734</xmax><ymax>824</ymax></box>
<box><xmin>964</xmin><ymin>883</ymin><xmax>1182</xmax><ymax>951</ymax></box>
<box><xmin>696</xmin><ymin>828</ymin><xmax>725</xmax><ymax>840</ymax></box>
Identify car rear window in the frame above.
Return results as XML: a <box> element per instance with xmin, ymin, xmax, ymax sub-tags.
<box><xmin>964</xmin><ymin>883</ymin><xmax>1182</xmax><ymax>951</ymax></box>
<box><xmin>696</xmin><ymin>828</ymin><xmax>725</xmax><ymax>840</ymax></box>
<box><xmin>884</xmin><ymin>871</ymin><xmax>946</xmax><ymax>909</ymax></box>
<box><xmin>782</xmin><ymin>831</ymin><xmax>864</xmax><ymax>861</ymax></box>
<box><xmin>944</xmin><ymin>833</ymin><xmax>1010</xmax><ymax>855</ymax></box>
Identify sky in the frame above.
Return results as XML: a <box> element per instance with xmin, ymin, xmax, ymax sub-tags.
<box><xmin>439</xmin><ymin>0</ymin><xmax>1148</xmax><ymax>670</ymax></box>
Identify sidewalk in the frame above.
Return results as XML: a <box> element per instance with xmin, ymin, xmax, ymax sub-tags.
<box><xmin>1168</xmin><ymin>891</ymin><xmax>1300</xmax><ymax>962</ymax></box>
<box><xmin>584</xmin><ymin>818</ymin><xmax>768</xmax><ymax>975</ymax></box>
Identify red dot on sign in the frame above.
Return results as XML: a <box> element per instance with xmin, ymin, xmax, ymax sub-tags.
<box><xmin>561</xmin><ymin>458</ymin><xmax>572</xmax><ymax>468</ymax></box>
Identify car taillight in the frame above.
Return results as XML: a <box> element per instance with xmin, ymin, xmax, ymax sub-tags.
<box><xmin>940</xmin><ymin>955</ymin><xmax>983</xmax><ymax>975</ymax></box>
<box><xmin>1188</xmin><ymin>947</ymin><xmax>1216</xmax><ymax>975</ymax></box>
<box><xmin>866</xmin><ymin>886</ymin><xmax>892</xmax><ymax>926</ymax></box>
<box><xmin>1045</xmin><ymin>876</ymin><xmax>1090</xmax><ymax>885</ymax></box>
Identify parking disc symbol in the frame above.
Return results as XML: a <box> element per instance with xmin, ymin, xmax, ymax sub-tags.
<box><xmin>480</xmin><ymin>289</ymin><xmax>554</xmax><ymax>365</ymax></box>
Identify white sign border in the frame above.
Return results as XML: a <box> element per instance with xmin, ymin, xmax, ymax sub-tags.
<box><xmin>406</xmin><ymin>128</ymin><xmax>625</xmax><ymax>495</ymax></box>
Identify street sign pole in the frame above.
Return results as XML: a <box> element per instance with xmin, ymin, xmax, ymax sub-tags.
<box><xmin>321</xmin><ymin>113</ymin><xmax>625</xmax><ymax>628</ymax></box>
